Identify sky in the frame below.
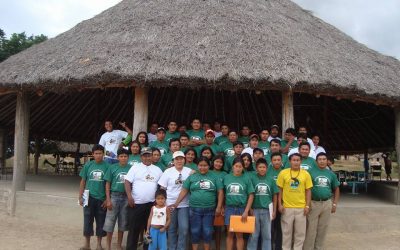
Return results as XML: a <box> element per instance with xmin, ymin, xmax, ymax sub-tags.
<box><xmin>0</xmin><ymin>0</ymin><xmax>399</xmax><ymax>59</ymax></box>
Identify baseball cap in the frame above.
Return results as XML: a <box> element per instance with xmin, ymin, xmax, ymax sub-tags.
<box><xmin>140</xmin><ymin>147</ymin><xmax>152</xmax><ymax>155</ymax></box>
<box><xmin>205</xmin><ymin>129</ymin><xmax>215</xmax><ymax>136</ymax></box>
<box><xmin>172</xmin><ymin>151</ymin><xmax>185</xmax><ymax>159</ymax></box>
<box><xmin>271</xmin><ymin>125</ymin><xmax>279</xmax><ymax>130</ymax></box>
<box><xmin>157</xmin><ymin>127</ymin><xmax>166</xmax><ymax>133</ymax></box>
<box><xmin>250</xmin><ymin>134</ymin><xmax>259</xmax><ymax>140</ymax></box>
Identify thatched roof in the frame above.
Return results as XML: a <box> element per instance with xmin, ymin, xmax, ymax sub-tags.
<box><xmin>0</xmin><ymin>0</ymin><xmax>399</xmax><ymax>104</ymax></box>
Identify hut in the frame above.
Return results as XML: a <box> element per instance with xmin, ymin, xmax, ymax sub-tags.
<box><xmin>1</xmin><ymin>0</ymin><xmax>400</xmax><ymax>213</ymax></box>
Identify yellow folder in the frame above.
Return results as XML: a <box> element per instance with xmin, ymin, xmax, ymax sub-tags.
<box><xmin>229</xmin><ymin>215</ymin><xmax>255</xmax><ymax>233</ymax></box>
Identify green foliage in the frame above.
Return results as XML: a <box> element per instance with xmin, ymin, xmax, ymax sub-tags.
<box><xmin>0</xmin><ymin>28</ymin><xmax>47</xmax><ymax>62</ymax></box>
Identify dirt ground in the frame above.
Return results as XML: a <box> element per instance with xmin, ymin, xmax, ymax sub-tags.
<box><xmin>1</xmin><ymin>175</ymin><xmax>400</xmax><ymax>250</ymax></box>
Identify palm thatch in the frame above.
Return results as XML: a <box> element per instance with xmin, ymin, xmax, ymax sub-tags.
<box><xmin>0</xmin><ymin>0</ymin><xmax>399</xmax><ymax>104</ymax></box>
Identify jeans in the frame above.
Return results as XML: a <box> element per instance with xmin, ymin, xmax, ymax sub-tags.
<box><xmin>83</xmin><ymin>196</ymin><xmax>107</xmax><ymax>237</ymax></box>
<box><xmin>103</xmin><ymin>192</ymin><xmax>128</xmax><ymax>232</ymax></box>
<box><xmin>126</xmin><ymin>202</ymin><xmax>153</xmax><ymax>250</ymax></box>
<box><xmin>149</xmin><ymin>227</ymin><xmax>167</xmax><ymax>250</ymax></box>
<box><xmin>247</xmin><ymin>209</ymin><xmax>272</xmax><ymax>250</ymax></box>
<box><xmin>104</xmin><ymin>157</ymin><xmax>119</xmax><ymax>164</ymax></box>
<box><xmin>189</xmin><ymin>207</ymin><xmax>215</xmax><ymax>244</ymax></box>
<box><xmin>224</xmin><ymin>206</ymin><xmax>245</xmax><ymax>225</ymax></box>
<box><xmin>272</xmin><ymin>210</ymin><xmax>282</xmax><ymax>250</ymax></box>
<box><xmin>168</xmin><ymin>207</ymin><xmax>189</xmax><ymax>250</ymax></box>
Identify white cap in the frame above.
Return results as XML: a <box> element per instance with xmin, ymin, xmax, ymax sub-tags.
<box><xmin>172</xmin><ymin>151</ymin><xmax>185</xmax><ymax>159</ymax></box>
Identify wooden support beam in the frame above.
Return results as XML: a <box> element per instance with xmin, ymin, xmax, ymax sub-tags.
<box><xmin>10</xmin><ymin>92</ymin><xmax>30</xmax><ymax>216</ymax></box>
<box><xmin>0</xmin><ymin>128</ymin><xmax>5</xmax><ymax>175</ymax></box>
<box><xmin>132</xmin><ymin>87</ymin><xmax>149</xmax><ymax>138</ymax></box>
<box><xmin>282</xmin><ymin>89</ymin><xmax>295</xmax><ymax>134</ymax></box>
<box><xmin>394</xmin><ymin>107</ymin><xmax>400</xmax><ymax>205</ymax></box>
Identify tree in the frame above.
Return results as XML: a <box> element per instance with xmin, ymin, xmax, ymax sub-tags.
<box><xmin>0</xmin><ymin>28</ymin><xmax>47</xmax><ymax>62</ymax></box>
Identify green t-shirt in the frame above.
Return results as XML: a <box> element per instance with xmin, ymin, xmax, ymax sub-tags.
<box><xmin>220</xmin><ymin>142</ymin><xmax>234</xmax><ymax>157</ymax></box>
<box><xmin>308</xmin><ymin>167</ymin><xmax>340</xmax><ymax>200</ymax></box>
<box><xmin>79</xmin><ymin>160</ymin><xmax>109</xmax><ymax>201</ymax></box>
<box><xmin>223</xmin><ymin>173</ymin><xmax>255</xmax><ymax>207</ymax></box>
<box><xmin>250</xmin><ymin>173</ymin><xmax>279</xmax><ymax>209</ymax></box>
<box><xmin>187</xmin><ymin>129</ymin><xmax>205</xmax><ymax>141</ymax></box>
<box><xmin>238</xmin><ymin>136</ymin><xmax>250</xmax><ymax>148</ymax></box>
<box><xmin>215</xmin><ymin>135</ymin><xmax>229</xmax><ymax>145</ymax></box>
<box><xmin>165</xmin><ymin>131</ymin><xmax>180</xmax><ymax>143</ymax></box>
<box><xmin>265</xmin><ymin>153</ymin><xmax>289</xmax><ymax>169</ymax></box>
<box><xmin>212</xmin><ymin>170</ymin><xmax>227</xmax><ymax>183</ymax></box>
<box><xmin>183</xmin><ymin>172</ymin><xmax>223</xmax><ymax>208</ymax></box>
<box><xmin>149</xmin><ymin>140</ymin><xmax>169</xmax><ymax>156</ymax></box>
<box><xmin>154</xmin><ymin>161</ymin><xmax>166</xmax><ymax>172</ymax></box>
<box><xmin>128</xmin><ymin>154</ymin><xmax>141</xmax><ymax>167</ymax></box>
<box><xmin>104</xmin><ymin>163</ymin><xmax>132</xmax><ymax>192</ymax></box>
<box><xmin>301</xmin><ymin>157</ymin><xmax>318</xmax><ymax>171</ymax></box>
<box><xmin>195</xmin><ymin>143</ymin><xmax>222</xmax><ymax>156</ymax></box>
<box><xmin>122</xmin><ymin>134</ymin><xmax>132</xmax><ymax>146</ymax></box>
<box><xmin>281</xmin><ymin>140</ymin><xmax>298</xmax><ymax>154</ymax></box>
<box><xmin>161</xmin><ymin>152</ymin><xmax>174</xmax><ymax>168</ymax></box>
<box><xmin>258</xmin><ymin>141</ymin><xmax>270</xmax><ymax>155</ymax></box>
<box><xmin>266</xmin><ymin>166</ymin><xmax>283</xmax><ymax>182</ymax></box>
<box><xmin>185</xmin><ymin>162</ymin><xmax>198</xmax><ymax>171</ymax></box>
<box><xmin>224</xmin><ymin>155</ymin><xmax>238</xmax><ymax>173</ymax></box>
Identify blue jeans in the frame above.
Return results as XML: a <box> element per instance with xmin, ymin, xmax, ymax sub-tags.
<box><xmin>189</xmin><ymin>207</ymin><xmax>215</xmax><ymax>244</ymax></box>
<box><xmin>247</xmin><ymin>209</ymin><xmax>272</xmax><ymax>250</ymax></box>
<box><xmin>103</xmin><ymin>192</ymin><xmax>128</xmax><ymax>232</ymax></box>
<box><xmin>83</xmin><ymin>196</ymin><xmax>107</xmax><ymax>237</ymax></box>
<box><xmin>104</xmin><ymin>157</ymin><xmax>119</xmax><ymax>164</ymax></box>
<box><xmin>168</xmin><ymin>207</ymin><xmax>189</xmax><ymax>250</ymax></box>
<box><xmin>149</xmin><ymin>227</ymin><xmax>167</xmax><ymax>250</ymax></box>
<box><xmin>224</xmin><ymin>206</ymin><xmax>245</xmax><ymax>225</ymax></box>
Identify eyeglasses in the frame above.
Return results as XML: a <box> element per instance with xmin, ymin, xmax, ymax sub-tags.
<box><xmin>175</xmin><ymin>173</ymin><xmax>182</xmax><ymax>185</ymax></box>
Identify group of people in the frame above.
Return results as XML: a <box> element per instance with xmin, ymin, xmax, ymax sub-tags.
<box><xmin>79</xmin><ymin>119</ymin><xmax>340</xmax><ymax>250</ymax></box>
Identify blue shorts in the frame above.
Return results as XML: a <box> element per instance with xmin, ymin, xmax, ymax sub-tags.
<box><xmin>224</xmin><ymin>206</ymin><xmax>245</xmax><ymax>226</ymax></box>
<box><xmin>103</xmin><ymin>192</ymin><xmax>128</xmax><ymax>232</ymax></box>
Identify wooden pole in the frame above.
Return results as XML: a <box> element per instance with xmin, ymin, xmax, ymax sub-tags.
<box><xmin>0</xmin><ymin>128</ymin><xmax>5</xmax><ymax>175</ymax></box>
<box><xmin>74</xmin><ymin>142</ymin><xmax>80</xmax><ymax>176</ymax></box>
<box><xmin>132</xmin><ymin>87</ymin><xmax>149</xmax><ymax>138</ymax></box>
<box><xmin>34</xmin><ymin>138</ymin><xmax>40</xmax><ymax>175</ymax></box>
<box><xmin>10</xmin><ymin>92</ymin><xmax>30</xmax><ymax>216</ymax></box>
<box><xmin>282</xmin><ymin>89</ymin><xmax>295</xmax><ymax>134</ymax></box>
<box><xmin>394</xmin><ymin>107</ymin><xmax>400</xmax><ymax>204</ymax></box>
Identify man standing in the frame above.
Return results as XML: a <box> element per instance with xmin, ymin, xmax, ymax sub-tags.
<box><xmin>304</xmin><ymin>152</ymin><xmax>340</xmax><ymax>250</ymax></box>
<box><xmin>238</xmin><ymin>125</ymin><xmax>251</xmax><ymax>148</ymax></box>
<box><xmin>195</xmin><ymin>129</ymin><xmax>222</xmax><ymax>156</ymax></box>
<box><xmin>258</xmin><ymin>129</ymin><xmax>271</xmax><ymax>155</ymax></box>
<box><xmin>149</xmin><ymin>127</ymin><xmax>169</xmax><ymax>156</ymax></box>
<box><xmin>125</xmin><ymin>147</ymin><xmax>163</xmax><ymax>250</ymax></box>
<box><xmin>277</xmin><ymin>153</ymin><xmax>313</xmax><ymax>250</ymax></box>
<box><xmin>214</xmin><ymin>123</ymin><xmax>230</xmax><ymax>145</ymax></box>
<box><xmin>281</xmin><ymin>128</ymin><xmax>297</xmax><ymax>154</ymax></box>
<box><xmin>99</xmin><ymin>120</ymin><xmax>132</xmax><ymax>164</ymax></box>
<box><xmin>165</xmin><ymin>121</ymin><xmax>180</xmax><ymax>143</ymax></box>
<box><xmin>268</xmin><ymin>125</ymin><xmax>281</xmax><ymax>142</ymax></box>
<box><xmin>147</xmin><ymin>123</ymin><xmax>159</xmax><ymax>143</ymax></box>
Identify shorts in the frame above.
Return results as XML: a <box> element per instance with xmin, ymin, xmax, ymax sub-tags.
<box><xmin>103</xmin><ymin>192</ymin><xmax>129</xmax><ymax>232</ymax></box>
<box><xmin>224</xmin><ymin>206</ymin><xmax>245</xmax><ymax>226</ymax></box>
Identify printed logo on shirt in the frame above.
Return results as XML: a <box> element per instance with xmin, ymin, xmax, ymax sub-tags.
<box><xmin>199</xmin><ymin>180</ymin><xmax>211</xmax><ymax>189</ymax></box>
<box><xmin>243</xmin><ymin>142</ymin><xmax>249</xmax><ymax>148</ymax></box>
<box><xmin>227</xmin><ymin>183</ymin><xmax>244</xmax><ymax>195</ymax></box>
<box><xmin>300</xmin><ymin>164</ymin><xmax>311</xmax><ymax>170</ymax></box>
<box><xmin>158</xmin><ymin>148</ymin><xmax>166</xmax><ymax>155</ymax></box>
<box><xmin>315</xmin><ymin>176</ymin><xmax>330</xmax><ymax>188</ymax></box>
<box><xmin>262</xmin><ymin>148</ymin><xmax>269</xmax><ymax>155</ymax></box>
<box><xmin>154</xmin><ymin>210</ymin><xmax>165</xmax><ymax>219</ymax></box>
<box><xmin>117</xmin><ymin>173</ymin><xmax>127</xmax><ymax>183</ymax></box>
<box><xmin>255</xmin><ymin>183</ymin><xmax>271</xmax><ymax>196</ymax></box>
<box><xmin>90</xmin><ymin>170</ymin><xmax>104</xmax><ymax>181</ymax></box>
<box><xmin>191</xmin><ymin>136</ymin><xmax>202</xmax><ymax>141</ymax></box>
<box><xmin>225</xmin><ymin>149</ymin><xmax>234</xmax><ymax>157</ymax></box>
<box><xmin>129</xmin><ymin>160</ymin><xmax>140</xmax><ymax>166</ymax></box>
<box><xmin>290</xmin><ymin>179</ymin><xmax>300</xmax><ymax>189</ymax></box>
<box><xmin>145</xmin><ymin>174</ymin><xmax>155</xmax><ymax>182</ymax></box>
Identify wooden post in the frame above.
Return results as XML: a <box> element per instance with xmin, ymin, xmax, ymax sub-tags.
<box><xmin>132</xmin><ymin>87</ymin><xmax>149</xmax><ymax>138</ymax></box>
<box><xmin>394</xmin><ymin>107</ymin><xmax>400</xmax><ymax>204</ymax></box>
<box><xmin>282</xmin><ymin>89</ymin><xmax>295</xmax><ymax>133</ymax></box>
<box><xmin>10</xmin><ymin>92</ymin><xmax>30</xmax><ymax>216</ymax></box>
<box><xmin>34</xmin><ymin>138</ymin><xmax>40</xmax><ymax>175</ymax></box>
<box><xmin>74</xmin><ymin>142</ymin><xmax>80</xmax><ymax>176</ymax></box>
<box><xmin>0</xmin><ymin>128</ymin><xmax>5</xmax><ymax>175</ymax></box>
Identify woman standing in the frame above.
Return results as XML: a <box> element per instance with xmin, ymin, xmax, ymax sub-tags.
<box><xmin>223</xmin><ymin>157</ymin><xmax>255</xmax><ymax>250</ymax></box>
<box><xmin>173</xmin><ymin>157</ymin><xmax>224</xmax><ymax>250</ymax></box>
<box><xmin>201</xmin><ymin>146</ymin><xmax>215</xmax><ymax>162</ymax></box>
<box><xmin>152</xmin><ymin>148</ymin><xmax>166</xmax><ymax>172</ymax></box>
<box><xmin>184</xmin><ymin>148</ymin><xmax>198</xmax><ymax>171</ymax></box>
<box><xmin>240</xmin><ymin>153</ymin><xmax>254</xmax><ymax>172</ymax></box>
<box><xmin>135</xmin><ymin>131</ymin><xmax>149</xmax><ymax>147</ymax></box>
<box><xmin>128</xmin><ymin>141</ymin><xmax>141</xmax><ymax>167</ymax></box>
<box><xmin>158</xmin><ymin>151</ymin><xmax>192</xmax><ymax>250</ymax></box>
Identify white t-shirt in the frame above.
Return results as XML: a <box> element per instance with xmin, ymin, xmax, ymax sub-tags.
<box><xmin>125</xmin><ymin>163</ymin><xmax>162</xmax><ymax>204</ymax></box>
<box><xmin>99</xmin><ymin>130</ymin><xmax>128</xmax><ymax>158</ymax></box>
<box><xmin>214</xmin><ymin>131</ymin><xmax>222</xmax><ymax>138</ymax></box>
<box><xmin>288</xmin><ymin>147</ymin><xmax>316</xmax><ymax>159</ymax></box>
<box><xmin>242</xmin><ymin>147</ymin><xmax>256</xmax><ymax>159</ymax></box>
<box><xmin>314</xmin><ymin>146</ymin><xmax>326</xmax><ymax>156</ymax></box>
<box><xmin>267</xmin><ymin>136</ymin><xmax>281</xmax><ymax>142</ymax></box>
<box><xmin>293</xmin><ymin>137</ymin><xmax>316</xmax><ymax>152</ymax></box>
<box><xmin>151</xmin><ymin>206</ymin><xmax>167</xmax><ymax>226</ymax></box>
<box><xmin>148</xmin><ymin>133</ymin><xmax>157</xmax><ymax>143</ymax></box>
<box><xmin>158</xmin><ymin>167</ymin><xmax>192</xmax><ymax>207</ymax></box>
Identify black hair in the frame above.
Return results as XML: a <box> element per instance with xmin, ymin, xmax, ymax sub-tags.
<box><xmin>240</xmin><ymin>153</ymin><xmax>253</xmax><ymax>170</ymax></box>
<box><xmin>184</xmin><ymin>147</ymin><xmax>198</xmax><ymax>162</ymax></box>
<box><xmin>117</xmin><ymin>148</ymin><xmax>130</xmax><ymax>156</ymax></box>
<box><xmin>270</xmin><ymin>138</ymin><xmax>281</xmax><ymax>146</ymax></box>
<box><xmin>211</xmin><ymin>155</ymin><xmax>225</xmax><ymax>170</ymax></box>
<box><xmin>253</xmin><ymin>148</ymin><xmax>264</xmax><ymax>155</ymax></box>
<box><xmin>299</xmin><ymin>141</ymin><xmax>311</xmax><ymax>149</ymax></box>
<box><xmin>270</xmin><ymin>152</ymin><xmax>282</xmax><ymax>160</ymax></box>
<box><xmin>151</xmin><ymin>147</ymin><xmax>161</xmax><ymax>154</ymax></box>
<box><xmin>297</xmin><ymin>133</ymin><xmax>308</xmax><ymax>140</ymax></box>
<box><xmin>232</xmin><ymin>156</ymin><xmax>245</xmax><ymax>167</ymax></box>
<box><xmin>135</xmin><ymin>131</ymin><xmax>149</xmax><ymax>146</ymax></box>
<box><xmin>255</xmin><ymin>158</ymin><xmax>268</xmax><ymax>167</ymax></box>
<box><xmin>285</xmin><ymin>128</ymin><xmax>296</xmax><ymax>136</ymax></box>
<box><xmin>200</xmin><ymin>146</ymin><xmax>215</xmax><ymax>160</ymax></box>
<box><xmin>233</xmin><ymin>141</ymin><xmax>244</xmax><ymax>147</ymax></box>
<box><xmin>169</xmin><ymin>138</ymin><xmax>181</xmax><ymax>147</ymax></box>
<box><xmin>316</xmin><ymin>152</ymin><xmax>327</xmax><ymax>160</ymax></box>
<box><xmin>228</xmin><ymin>129</ymin><xmax>238</xmax><ymax>135</ymax></box>
<box><xmin>129</xmin><ymin>140</ymin><xmax>141</xmax><ymax>152</ymax></box>
<box><xmin>289</xmin><ymin>153</ymin><xmax>302</xmax><ymax>160</ymax></box>
<box><xmin>197</xmin><ymin>156</ymin><xmax>211</xmax><ymax>167</ymax></box>
<box><xmin>92</xmin><ymin>144</ymin><xmax>105</xmax><ymax>153</ymax></box>
<box><xmin>155</xmin><ymin>189</ymin><xmax>167</xmax><ymax>199</ymax></box>
<box><xmin>179</xmin><ymin>133</ymin><xmax>190</xmax><ymax>139</ymax></box>
<box><xmin>327</xmin><ymin>155</ymin><xmax>335</xmax><ymax>164</ymax></box>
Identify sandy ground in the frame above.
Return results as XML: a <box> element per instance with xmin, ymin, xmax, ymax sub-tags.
<box><xmin>1</xmin><ymin>175</ymin><xmax>400</xmax><ymax>250</ymax></box>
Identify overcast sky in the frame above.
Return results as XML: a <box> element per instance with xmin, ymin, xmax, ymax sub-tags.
<box><xmin>1</xmin><ymin>0</ymin><xmax>399</xmax><ymax>59</ymax></box>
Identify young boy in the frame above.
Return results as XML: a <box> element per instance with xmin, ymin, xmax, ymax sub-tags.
<box><xmin>79</xmin><ymin>144</ymin><xmax>109</xmax><ymax>250</ymax></box>
<box><xmin>224</xmin><ymin>141</ymin><xmax>244</xmax><ymax>172</ymax></box>
<box><xmin>103</xmin><ymin>148</ymin><xmax>132</xmax><ymax>250</ymax></box>
<box><xmin>247</xmin><ymin>158</ymin><xmax>278</xmax><ymax>250</ymax></box>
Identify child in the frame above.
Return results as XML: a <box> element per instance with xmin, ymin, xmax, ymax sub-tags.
<box><xmin>223</xmin><ymin>157</ymin><xmax>254</xmax><ymax>250</ymax></box>
<box><xmin>78</xmin><ymin>144</ymin><xmax>109</xmax><ymax>250</ymax></box>
<box><xmin>103</xmin><ymin>148</ymin><xmax>132</xmax><ymax>250</ymax></box>
<box><xmin>146</xmin><ymin>189</ymin><xmax>170</xmax><ymax>250</ymax></box>
<box><xmin>247</xmin><ymin>158</ymin><xmax>278</xmax><ymax>250</ymax></box>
